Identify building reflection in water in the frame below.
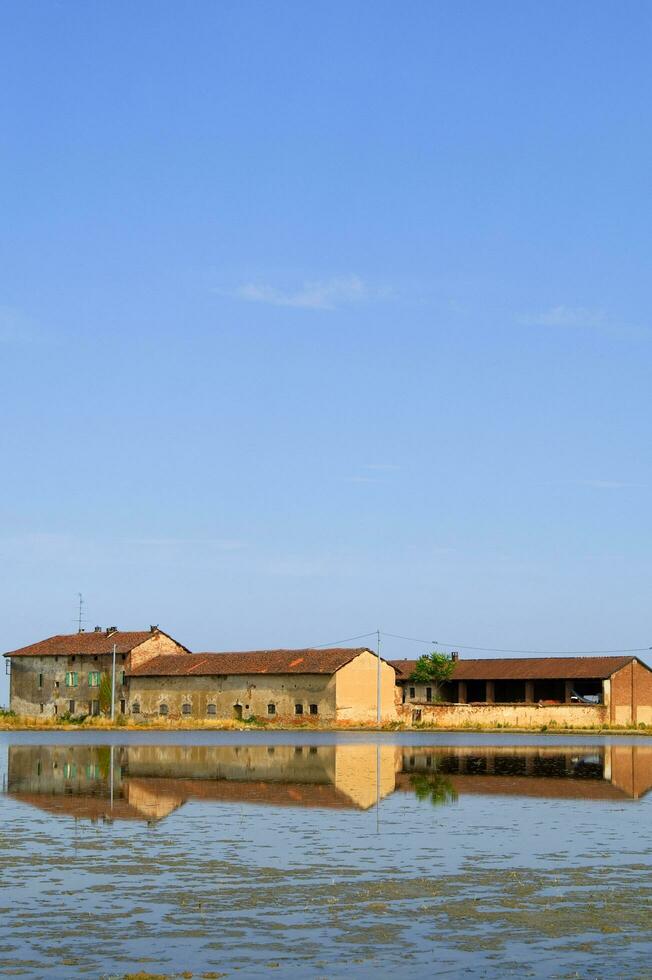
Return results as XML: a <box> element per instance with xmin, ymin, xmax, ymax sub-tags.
<box><xmin>6</xmin><ymin>742</ymin><xmax>652</xmax><ymax>824</ymax></box>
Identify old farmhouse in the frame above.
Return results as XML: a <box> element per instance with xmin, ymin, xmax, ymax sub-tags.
<box><xmin>5</xmin><ymin>627</ymin><xmax>188</xmax><ymax>718</ymax></box>
<box><xmin>3</xmin><ymin>631</ymin><xmax>396</xmax><ymax>723</ymax></box>
<box><xmin>127</xmin><ymin>647</ymin><xmax>396</xmax><ymax>723</ymax></box>
<box><xmin>4</xmin><ymin>627</ymin><xmax>652</xmax><ymax>727</ymax></box>
<box><xmin>392</xmin><ymin>653</ymin><xmax>652</xmax><ymax>726</ymax></box>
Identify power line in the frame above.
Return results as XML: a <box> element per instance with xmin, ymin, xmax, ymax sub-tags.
<box><xmin>311</xmin><ymin>631</ymin><xmax>378</xmax><ymax>649</ymax></box>
<box><xmin>381</xmin><ymin>630</ymin><xmax>652</xmax><ymax>656</ymax></box>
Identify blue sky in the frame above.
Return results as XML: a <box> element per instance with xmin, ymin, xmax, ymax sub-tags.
<box><xmin>1</xmin><ymin>1</ymin><xmax>651</xmax><ymax>699</ymax></box>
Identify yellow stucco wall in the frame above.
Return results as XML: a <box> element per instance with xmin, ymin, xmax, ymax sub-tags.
<box><xmin>334</xmin><ymin>650</ymin><xmax>397</xmax><ymax>722</ymax></box>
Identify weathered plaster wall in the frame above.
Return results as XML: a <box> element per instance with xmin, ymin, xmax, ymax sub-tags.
<box><xmin>9</xmin><ymin>653</ymin><xmax>130</xmax><ymax>717</ymax></box>
<box><xmin>128</xmin><ymin>672</ymin><xmax>336</xmax><ymax>720</ymax></box>
<box><xmin>397</xmin><ymin>701</ymin><xmax>607</xmax><ymax>728</ymax></box>
<box><xmin>399</xmin><ymin>681</ymin><xmax>445</xmax><ymax>704</ymax></box>
<box><xmin>335</xmin><ymin>651</ymin><xmax>396</xmax><ymax>722</ymax></box>
<box><xmin>129</xmin><ymin>631</ymin><xmax>187</xmax><ymax>670</ymax></box>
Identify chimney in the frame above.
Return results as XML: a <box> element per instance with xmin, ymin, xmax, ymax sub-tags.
<box><xmin>451</xmin><ymin>651</ymin><xmax>459</xmax><ymax>662</ymax></box>
<box><xmin>150</xmin><ymin>624</ymin><xmax>158</xmax><ymax>633</ymax></box>
<box><xmin>106</xmin><ymin>626</ymin><xmax>117</xmax><ymax>635</ymax></box>
<box><xmin>94</xmin><ymin>626</ymin><xmax>102</xmax><ymax>633</ymax></box>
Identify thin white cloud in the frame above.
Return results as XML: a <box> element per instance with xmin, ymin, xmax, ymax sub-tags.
<box><xmin>520</xmin><ymin>306</ymin><xmax>609</xmax><ymax>329</ymax></box>
<box><xmin>233</xmin><ymin>275</ymin><xmax>369</xmax><ymax>311</ymax></box>
<box><xmin>519</xmin><ymin>305</ymin><xmax>649</xmax><ymax>339</ymax></box>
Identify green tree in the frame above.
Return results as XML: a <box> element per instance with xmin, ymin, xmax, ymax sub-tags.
<box><xmin>410</xmin><ymin>651</ymin><xmax>456</xmax><ymax>685</ymax></box>
<box><xmin>410</xmin><ymin>772</ymin><xmax>458</xmax><ymax>806</ymax></box>
<box><xmin>98</xmin><ymin>672</ymin><xmax>113</xmax><ymax>715</ymax></box>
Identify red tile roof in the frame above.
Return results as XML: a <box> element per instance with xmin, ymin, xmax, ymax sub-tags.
<box><xmin>128</xmin><ymin>648</ymin><xmax>372</xmax><ymax>677</ymax></box>
<box><xmin>391</xmin><ymin>655</ymin><xmax>640</xmax><ymax>681</ymax></box>
<box><xmin>3</xmin><ymin>629</ymin><xmax>187</xmax><ymax>658</ymax></box>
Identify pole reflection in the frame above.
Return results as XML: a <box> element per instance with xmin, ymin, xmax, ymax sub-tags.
<box><xmin>5</xmin><ymin>742</ymin><xmax>652</xmax><ymax>823</ymax></box>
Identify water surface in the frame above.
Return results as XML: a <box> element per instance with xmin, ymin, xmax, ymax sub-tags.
<box><xmin>1</xmin><ymin>732</ymin><xmax>651</xmax><ymax>978</ymax></box>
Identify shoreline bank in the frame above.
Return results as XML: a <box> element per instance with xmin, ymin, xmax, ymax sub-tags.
<box><xmin>1</xmin><ymin>718</ymin><xmax>652</xmax><ymax>736</ymax></box>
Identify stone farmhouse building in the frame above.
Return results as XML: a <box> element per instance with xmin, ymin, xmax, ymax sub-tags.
<box><xmin>5</xmin><ymin>627</ymin><xmax>188</xmax><ymax>718</ymax></box>
<box><xmin>127</xmin><ymin>646</ymin><xmax>396</xmax><ymax>723</ymax></box>
<box><xmin>3</xmin><ymin>629</ymin><xmax>396</xmax><ymax>723</ymax></box>
<box><xmin>5</xmin><ymin>627</ymin><xmax>652</xmax><ymax>727</ymax></box>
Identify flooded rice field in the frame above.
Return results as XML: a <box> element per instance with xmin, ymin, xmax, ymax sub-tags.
<box><xmin>1</xmin><ymin>732</ymin><xmax>652</xmax><ymax>978</ymax></box>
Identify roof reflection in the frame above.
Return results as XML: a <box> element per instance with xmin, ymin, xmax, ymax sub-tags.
<box><xmin>6</xmin><ymin>742</ymin><xmax>652</xmax><ymax>823</ymax></box>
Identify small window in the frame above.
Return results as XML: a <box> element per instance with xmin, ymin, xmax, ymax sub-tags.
<box><xmin>295</xmin><ymin>703</ymin><xmax>303</xmax><ymax>715</ymax></box>
<box><xmin>309</xmin><ymin>746</ymin><xmax>318</xmax><ymax>755</ymax></box>
<box><xmin>159</xmin><ymin>703</ymin><xmax>168</xmax><ymax>716</ymax></box>
<box><xmin>39</xmin><ymin>703</ymin><xmax>44</xmax><ymax>714</ymax></box>
<box><xmin>70</xmin><ymin>656</ymin><xmax>76</xmax><ymax>663</ymax></box>
<box><xmin>68</xmin><ymin>700</ymin><xmax>75</xmax><ymax>714</ymax></box>
<box><xmin>120</xmin><ymin>671</ymin><xmax>126</xmax><ymax>686</ymax></box>
<box><xmin>132</xmin><ymin>702</ymin><xmax>140</xmax><ymax>714</ymax></box>
<box><xmin>93</xmin><ymin>655</ymin><xmax>98</xmax><ymax>661</ymax></box>
<box><xmin>54</xmin><ymin>680</ymin><xmax>59</xmax><ymax>689</ymax></box>
<box><xmin>309</xmin><ymin>704</ymin><xmax>318</xmax><ymax>715</ymax></box>
<box><xmin>92</xmin><ymin>700</ymin><xmax>99</xmax><ymax>716</ymax></box>
<box><xmin>119</xmin><ymin>699</ymin><xmax>126</xmax><ymax>714</ymax></box>
<box><xmin>88</xmin><ymin>671</ymin><xmax>100</xmax><ymax>688</ymax></box>
<box><xmin>207</xmin><ymin>703</ymin><xmax>217</xmax><ymax>716</ymax></box>
<box><xmin>267</xmin><ymin>703</ymin><xmax>276</xmax><ymax>715</ymax></box>
<box><xmin>38</xmin><ymin>673</ymin><xmax>43</xmax><ymax>689</ymax></box>
<box><xmin>65</xmin><ymin>671</ymin><xmax>78</xmax><ymax>688</ymax></box>
<box><xmin>426</xmin><ymin>687</ymin><xmax>432</xmax><ymax>702</ymax></box>
<box><xmin>182</xmin><ymin>703</ymin><xmax>191</xmax><ymax>715</ymax></box>
<box><xmin>121</xmin><ymin>654</ymin><xmax>126</xmax><ymax>662</ymax></box>
<box><xmin>53</xmin><ymin>704</ymin><xmax>58</xmax><ymax>715</ymax></box>
<box><xmin>409</xmin><ymin>686</ymin><xmax>415</xmax><ymax>699</ymax></box>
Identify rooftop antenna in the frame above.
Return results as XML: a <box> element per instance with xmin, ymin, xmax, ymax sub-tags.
<box><xmin>77</xmin><ymin>592</ymin><xmax>85</xmax><ymax>633</ymax></box>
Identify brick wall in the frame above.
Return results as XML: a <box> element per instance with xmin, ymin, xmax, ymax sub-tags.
<box><xmin>634</xmin><ymin>661</ymin><xmax>652</xmax><ymax>725</ymax></box>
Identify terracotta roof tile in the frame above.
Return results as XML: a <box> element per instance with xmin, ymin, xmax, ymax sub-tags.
<box><xmin>128</xmin><ymin>648</ymin><xmax>371</xmax><ymax>677</ymax></box>
<box><xmin>391</xmin><ymin>655</ymin><xmax>642</xmax><ymax>681</ymax></box>
<box><xmin>4</xmin><ymin>629</ymin><xmax>186</xmax><ymax>658</ymax></box>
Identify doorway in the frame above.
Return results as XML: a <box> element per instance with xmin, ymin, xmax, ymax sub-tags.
<box><xmin>233</xmin><ymin>704</ymin><xmax>243</xmax><ymax>721</ymax></box>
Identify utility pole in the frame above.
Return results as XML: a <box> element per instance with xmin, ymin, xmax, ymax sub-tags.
<box><xmin>377</xmin><ymin>628</ymin><xmax>382</xmax><ymax>725</ymax></box>
<box><xmin>110</xmin><ymin>643</ymin><xmax>116</xmax><ymax>722</ymax></box>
